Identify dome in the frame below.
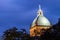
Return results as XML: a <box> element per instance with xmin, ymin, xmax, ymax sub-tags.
<box><xmin>31</xmin><ymin>16</ymin><xmax>51</xmax><ymax>27</ymax></box>
<box><xmin>31</xmin><ymin>5</ymin><xmax>51</xmax><ymax>27</ymax></box>
<box><xmin>37</xmin><ymin>16</ymin><xmax>51</xmax><ymax>26</ymax></box>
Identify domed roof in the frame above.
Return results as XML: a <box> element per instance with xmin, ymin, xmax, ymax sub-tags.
<box><xmin>37</xmin><ymin>16</ymin><xmax>51</xmax><ymax>26</ymax></box>
<box><xmin>31</xmin><ymin>16</ymin><xmax>51</xmax><ymax>27</ymax></box>
<box><xmin>31</xmin><ymin>5</ymin><xmax>51</xmax><ymax>27</ymax></box>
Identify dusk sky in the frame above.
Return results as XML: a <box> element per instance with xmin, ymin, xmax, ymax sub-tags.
<box><xmin>0</xmin><ymin>0</ymin><xmax>60</xmax><ymax>36</ymax></box>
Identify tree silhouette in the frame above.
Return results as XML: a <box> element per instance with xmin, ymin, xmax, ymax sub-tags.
<box><xmin>2</xmin><ymin>27</ymin><xmax>30</xmax><ymax>40</ymax></box>
<box><xmin>2</xmin><ymin>27</ymin><xmax>20</xmax><ymax>40</ymax></box>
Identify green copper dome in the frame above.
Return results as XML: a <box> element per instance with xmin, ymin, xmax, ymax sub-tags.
<box><xmin>31</xmin><ymin>5</ymin><xmax>51</xmax><ymax>27</ymax></box>
<box><xmin>37</xmin><ymin>16</ymin><xmax>51</xmax><ymax>26</ymax></box>
<box><xmin>31</xmin><ymin>16</ymin><xmax>51</xmax><ymax>27</ymax></box>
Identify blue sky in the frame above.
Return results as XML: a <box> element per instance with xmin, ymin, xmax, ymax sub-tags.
<box><xmin>0</xmin><ymin>0</ymin><xmax>60</xmax><ymax>36</ymax></box>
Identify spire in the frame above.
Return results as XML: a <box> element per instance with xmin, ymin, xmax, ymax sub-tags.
<box><xmin>37</xmin><ymin>5</ymin><xmax>43</xmax><ymax>16</ymax></box>
<box><xmin>39</xmin><ymin>5</ymin><xmax>41</xmax><ymax>10</ymax></box>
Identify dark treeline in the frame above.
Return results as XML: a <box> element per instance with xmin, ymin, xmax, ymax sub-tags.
<box><xmin>2</xmin><ymin>18</ymin><xmax>60</xmax><ymax>40</ymax></box>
